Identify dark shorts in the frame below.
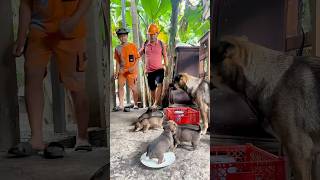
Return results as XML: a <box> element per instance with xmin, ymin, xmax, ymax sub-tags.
<box><xmin>147</xmin><ymin>69</ymin><xmax>164</xmax><ymax>91</ymax></box>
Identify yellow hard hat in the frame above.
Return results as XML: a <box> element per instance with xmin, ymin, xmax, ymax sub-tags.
<box><xmin>148</xmin><ymin>23</ymin><xmax>159</xmax><ymax>35</ymax></box>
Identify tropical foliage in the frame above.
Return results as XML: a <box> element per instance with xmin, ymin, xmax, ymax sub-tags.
<box><xmin>110</xmin><ymin>0</ymin><xmax>210</xmax><ymax>106</ymax></box>
<box><xmin>111</xmin><ymin>0</ymin><xmax>210</xmax><ymax>48</ymax></box>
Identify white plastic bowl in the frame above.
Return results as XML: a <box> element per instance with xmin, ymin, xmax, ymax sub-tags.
<box><xmin>140</xmin><ymin>152</ymin><xmax>176</xmax><ymax>168</ymax></box>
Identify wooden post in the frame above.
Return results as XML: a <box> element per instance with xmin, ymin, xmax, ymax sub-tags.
<box><xmin>50</xmin><ymin>59</ymin><xmax>66</xmax><ymax>133</ymax></box>
<box><xmin>310</xmin><ymin>1</ymin><xmax>320</xmax><ymax>179</ymax></box>
<box><xmin>102</xmin><ymin>0</ymin><xmax>111</xmax><ymax>151</ymax></box>
<box><xmin>110</xmin><ymin>52</ymin><xmax>116</xmax><ymax>109</ymax></box>
<box><xmin>310</xmin><ymin>0</ymin><xmax>315</xmax><ymax>54</ymax></box>
<box><xmin>286</xmin><ymin>0</ymin><xmax>299</xmax><ymax>38</ymax></box>
<box><xmin>310</xmin><ymin>0</ymin><xmax>320</xmax><ymax>57</ymax></box>
<box><xmin>101</xmin><ymin>0</ymin><xmax>115</xmax><ymax>110</ymax></box>
<box><xmin>86</xmin><ymin>0</ymin><xmax>106</xmax><ymax>128</ymax></box>
<box><xmin>130</xmin><ymin>0</ymin><xmax>143</xmax><ymax>107</ymax></box>
<box><xmin>208</xmin><ymin>32</ymin><xmax>211</xmax><ymax>80</ymax></box>
<box><xmin>0</xmin><ymin>0</ymin><xmax>20</xmax><ymax>150</ymax></box>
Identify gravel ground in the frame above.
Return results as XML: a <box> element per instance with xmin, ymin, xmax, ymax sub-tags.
<box><xmin>110</xmin><ymin>108</ymin><xmax>210</xmax><ymax>180</ymax></box>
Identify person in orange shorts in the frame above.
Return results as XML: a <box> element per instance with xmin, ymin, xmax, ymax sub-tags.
<box><xmin>9</xmin><ymin>0</ymin><xmax>93</xmax><ymax>158</ymax></box>
<box><xmin>113</xmin><ymin>28</ymin><xmax>140</xmax><ymax>112</ymax></box>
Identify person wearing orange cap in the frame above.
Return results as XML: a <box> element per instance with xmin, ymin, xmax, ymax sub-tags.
<box><xmin>9</xmin><ymin>0</ymin><xmax>93</xmax><ymax>158</ymax></box>
<box><xmin>139</xmin><ymin>23</ymin><xmax>168</xmax><ymax>110</ymax></box>
<box><xmin>113</xmin><ymin>28</ymin><xmax>140</xmax><ymax>112</ymax></box>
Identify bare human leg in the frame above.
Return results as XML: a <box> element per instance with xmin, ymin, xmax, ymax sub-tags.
<box><xmin>25</xmin><ymin>65</ymin><xmax>46</xmax><ymax>150</ymax></box>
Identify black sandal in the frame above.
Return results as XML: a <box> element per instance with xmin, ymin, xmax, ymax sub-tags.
<box><xmin>7</xmin><ymin>142</ymin><xmax>41</xmax><ymax>158</ymax></box>
<box><xmin>43</xmin><ymin>142</ymin><xmax>65</xmax><ymax>159</ymax></box>
<box><xmin>123</xmin><ymin>107</ymin><xmax>131</xmax><ymax>112</ymax></box>
<box><xmin>75</xmin><ymin>144</ymin><xmax>92</xmax><ymax>152</ymax></box>
<box><xmin>112</xmin><ymin>106</ymin><xmax>124</xmax><ymax>112</ymax></box>
<box><xmin>125</xmin><ymin>104</ymin><xmax>134</xmax><ymax>108</ymax></box>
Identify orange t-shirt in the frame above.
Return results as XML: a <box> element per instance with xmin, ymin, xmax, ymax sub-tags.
<box><xmin>114</xmin><ymin>43</ymin><xmax>140</xmax><ymax>74</ymax></box>
<box><xmin>29</xmin><ymin>0</ymin><xmax>86</xmax><ymax>38</ymax></box>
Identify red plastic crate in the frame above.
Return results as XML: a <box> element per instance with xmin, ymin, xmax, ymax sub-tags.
<box><xmin>211</xmin><ymin>144</ymin><xmax>286</xmax><ymax>180</ymax></box>
<box><xmin>164</xmin><ymin>107</ymin><xmax>200</xmax><ymax>125</ymax></box>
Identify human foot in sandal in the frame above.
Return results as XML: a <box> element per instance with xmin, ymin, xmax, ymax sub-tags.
<box><xmin>7</xmin><ymin>142</ymin><xmax>42</xmax><ymax>158</ymax></box>
<box><xmin>133</xmin><ymin>105</ymin><xmax>139</xmax><ymax>110</ymax></box>
<box><xmin>112</xmin><ymin>106</ymin><xmax>124</xmax><ymax>112</ymax></box>
<box><xmin>74</xmin><ymin>138</ymin><xmax>92</xmax><ymax>152</ymax></box>
<box><xmin>43</xmin><ymin>142</ymin><xmax>65</xmax><ymax>159</ymax></box>
<box><xmin>7</xmin><ymin>141</ymin><xmax>64</xmax><ymax>159</ymax></box>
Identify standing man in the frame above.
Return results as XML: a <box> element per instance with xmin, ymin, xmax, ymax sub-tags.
<box><xmin>113</xmin><ymin>28</ymin><xmax>140</xmax><ymax>111</ymax></box>
<box><xmin>139</xmin><ymin>24</ymin><xmax>168</xmax><ymax>110</ymax></box>
<box><xmin>10</xmin><ymin>0</ymin><xmax>93</xmax><ymax>158</ymax></box>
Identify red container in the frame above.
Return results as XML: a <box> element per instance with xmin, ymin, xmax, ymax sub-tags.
<box><xmin>211</xmin><ymin>144</ymin><xmax>286</xmax><ymax>180</ymax></box>
<box><xmin>164</xmin><ymin>107</ymin><xmax>200</xmax><ymax>125</ymax></box>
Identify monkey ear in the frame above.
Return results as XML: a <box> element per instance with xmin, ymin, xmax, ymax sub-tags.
<box><xmin>213</xmin><ymin>41</ymin><xmax>235</xmax><ymax>63</ymax></box>
<box><xmin>174</xmin><ymin>74</ymin><xmax>182</xmax><ymax>83</ymax></box>
<box><xmin>240</xmin><ymin>35</ymin><xmax>248</xmax><ymax>41</ymax></box>
<box><xmin>171</xmin><ymin>125</ymin><xmax>177</xmax><ymax>132</ymax></box>
<box><xmin>223</xmin><ymin>42</ymin><xmax>236</xmax><ymax>59</ymax></box>
<box><xmin>163</xmin><ymin>124</ymin><xmax>168</xmax><ymax>130</ymax></box>
<box><xmin>181</xmin><ymin>75</ymin><xmax>188</xmax><ymax>83</ymax></box>
<box><xmin>162</xmin><ymin>120</ymin><xmax>168</xmax><ymax>126</ymax></box>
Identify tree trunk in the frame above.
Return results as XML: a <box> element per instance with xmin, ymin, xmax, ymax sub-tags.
<box><xmin>138</xmin><ymin>12</ymin><xmax>151</xmax><ymax>107</ymax></box>
<box><xmin>0</xmin><ymin>0</ymin><xmax>20</xmax><ymax>150</ymax></box>
<box><xmin>162</xmin><ymin>0</ymin><xmax>181</xmax><ymax>106</ymax></box>
<box><xmin>130</xmin><ymin>0</ymin><xmax>144</xmax><ymax>107</ymax></box>
<box><xmin>168</xmin><ymin>0</ymin><xmax>181</xmax><ymax>68</ymax></box>
<box><xmin>121</xmin><ymin>0</ymin><xmax>126</xmax><ymax>28</ymax></box>
<box><xmin>121</xmin><ymin>0</ymin><xmax>131</xmax><ymax>105</ymax></box>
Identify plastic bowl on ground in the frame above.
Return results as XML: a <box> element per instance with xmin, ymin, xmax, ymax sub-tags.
<box><xmin>140</xmin><ymin>152</ymin><xmax>176</xmax><ymax>168</ymax></box>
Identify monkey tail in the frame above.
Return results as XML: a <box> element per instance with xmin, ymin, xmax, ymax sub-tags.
<box><xmin>146</xmin><ymin>145</ymin><xmax>151</xmax><ymax>157</ymax></box>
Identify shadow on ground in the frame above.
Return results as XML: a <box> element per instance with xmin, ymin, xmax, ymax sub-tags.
<box><xmin>0</xmin><ymin>148</ymin><xmax>108</xmax><ymax>180</ymax></box>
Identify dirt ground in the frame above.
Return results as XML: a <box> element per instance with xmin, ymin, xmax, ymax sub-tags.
<box><xmin>0</xmin><ymin>148</ymin><xmax>108</xmax><ymax>180</ymax></box>
<box><xmin>110</xmin><ymin>108</ymin><xmax>210</xmax><ymax>180</ymax></box>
